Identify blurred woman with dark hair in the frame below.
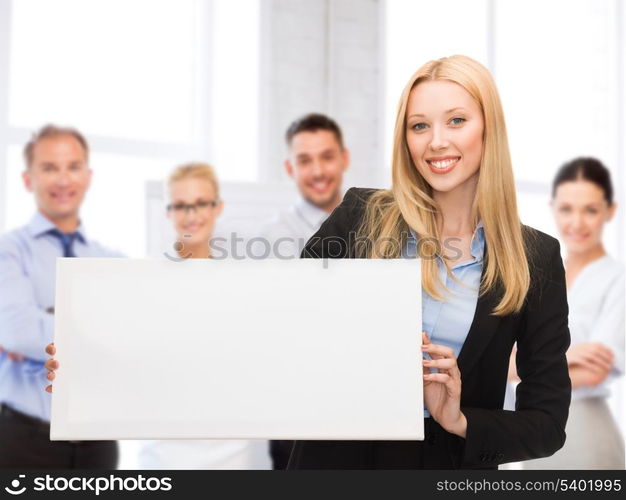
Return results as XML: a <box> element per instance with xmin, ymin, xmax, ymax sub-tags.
<box><xmin>513</xmin><ymin>157</ymin><xmax>624</xmax><ymax>469</ymax></box>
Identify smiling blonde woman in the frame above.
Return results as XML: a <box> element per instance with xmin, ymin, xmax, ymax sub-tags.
<box><xmin>289</xmin><ymin>55</ymin><xmax>571</xmax><ymax>469</ymax></box>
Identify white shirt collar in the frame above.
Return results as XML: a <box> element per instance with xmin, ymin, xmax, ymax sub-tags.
<box><xmin>295</xmin><ymin>198</ymin><xmax>329</xmax><ymax>231</ymax></box>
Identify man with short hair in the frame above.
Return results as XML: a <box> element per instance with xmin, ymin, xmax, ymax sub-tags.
<box><xmin>260</xmin><ymin>113</ymin><xmax>350</xmax><ymax>469</ymax></box>
<box><xmin>0</xmin><ymin>125</ymin><xmax>122</xmax><ymax>468</ymax></box>
<box><xmin>259</xmin><ymin>113</ymin><xmax>350</xmax><ymax>260</ymax></box>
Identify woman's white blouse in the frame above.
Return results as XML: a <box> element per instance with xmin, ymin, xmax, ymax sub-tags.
<box><xmin>568</xmin><ymin>255</ymin><xmax>625</xmax><ymax>400</ymax></box>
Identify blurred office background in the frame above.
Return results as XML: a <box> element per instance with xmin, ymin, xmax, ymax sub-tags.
<box><xmin>0</xmin><ymin>0</ymin><xmax>624</xmax><ymax>468</ymax></box>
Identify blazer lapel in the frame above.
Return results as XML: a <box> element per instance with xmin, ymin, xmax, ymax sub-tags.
<box><xmin>456</xmin><ymin>267</ymin><xmax>503</xmax><ymax>377</ymax></box>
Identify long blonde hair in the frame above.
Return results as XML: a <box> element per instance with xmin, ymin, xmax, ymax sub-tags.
<box><xmin>358</xmin><ymin>55</ymin><xmax>530</xmax><ymax>316</ymax></box>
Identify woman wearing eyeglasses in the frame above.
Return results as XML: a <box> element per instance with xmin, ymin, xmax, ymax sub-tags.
<box><xmin>163</xmin><ymin>163</ymin><xmax>224</xmax><ymax>260</ymax></box>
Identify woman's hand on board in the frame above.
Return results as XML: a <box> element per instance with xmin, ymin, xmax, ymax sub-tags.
<box><xmin>422</xmin><ymin>332</ymin><xmax>467</xmax><ymax>438</ymax></box>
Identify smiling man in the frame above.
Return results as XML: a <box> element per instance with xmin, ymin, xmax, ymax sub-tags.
<box><xmin>0</xmin><ymin>125</ymin><xmax>122</xmax><ymax>468</ymax></box>
<box><xmin>258</xmin><ymin>113</ymin><xmax>350</xmax><ymax>261</ymax></box>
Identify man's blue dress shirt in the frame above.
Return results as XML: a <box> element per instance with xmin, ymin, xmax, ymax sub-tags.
<box><xmin>0</xmin><ymin>212</ymin><xmax>123</xmax><ymax>421</ymax></box>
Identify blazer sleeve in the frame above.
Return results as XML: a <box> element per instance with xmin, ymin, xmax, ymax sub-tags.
<box><xmin>460</xmin><ymin>236</ymin><xmax>571</xmax><ymax>467</ymax></box>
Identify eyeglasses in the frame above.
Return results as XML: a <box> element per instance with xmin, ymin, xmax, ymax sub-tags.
<box><xmin>167</xmin><ymin>200</ymin><xmax>219</xmax><ymax>214</ymax></box>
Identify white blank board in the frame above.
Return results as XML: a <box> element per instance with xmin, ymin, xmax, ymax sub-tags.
<box><xmin>51</xmin><ymin>258</ymin><xmax>423</xmax><ymax>441</ymax></box>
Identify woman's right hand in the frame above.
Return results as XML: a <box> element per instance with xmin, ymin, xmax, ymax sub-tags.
<box><xmin>44</xmin><ymin>343</ymin><xmax>59</xmax><ymax>393</ymax></box>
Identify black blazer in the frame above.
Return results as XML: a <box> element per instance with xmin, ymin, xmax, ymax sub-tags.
<box><xmin>289</xmin><ymin>187</ymin><xmax>571</xmax><ymax>469</ymax></box>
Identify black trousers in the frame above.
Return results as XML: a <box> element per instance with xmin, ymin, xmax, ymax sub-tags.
<box><xmin>287</xmin><ymin>418</ymin><xmax>490</xmax><ymax>470</ymax></box>
<box><xmin>0</xmin><ymin>404</ymin><xmax>118</xmax><ymax>469</ymax></box>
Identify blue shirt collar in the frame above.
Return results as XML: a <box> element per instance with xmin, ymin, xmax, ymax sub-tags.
<box><xmin>470</xmin><ymin>219</ymin><xmax>485</xmax><ymax>261</ymax></box>
<box><xmin>27</xmin><ymin>212</ymin><xmax>87</xmax><ymax>243</ymax></box>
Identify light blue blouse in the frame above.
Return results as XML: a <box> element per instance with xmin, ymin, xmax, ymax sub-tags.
<box><xmin>404</xmin><ymin>221</ymin><xmax>485</xmax><ymax>417</ymax></box>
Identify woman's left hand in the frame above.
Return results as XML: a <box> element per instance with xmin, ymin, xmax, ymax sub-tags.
<box><xmin>422</xmin><ymin>332</ymin><xmax>467</xmax><ymax>438</ymax></box>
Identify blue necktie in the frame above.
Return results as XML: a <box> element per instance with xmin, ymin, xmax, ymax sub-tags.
<box><xmin>48</xmin><ymin>229</ymin><xmax>78</xmax><ymax>258</ymax></box>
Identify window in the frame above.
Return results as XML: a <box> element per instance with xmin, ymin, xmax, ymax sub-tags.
<box><xmin>0</xmin><ymin>0</ymin><xmax>260</xmax><ymax>256</ymax></box>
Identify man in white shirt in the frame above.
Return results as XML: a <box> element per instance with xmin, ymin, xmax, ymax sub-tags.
<box><xmin>260</xmin><ymin>114</ymin><xmax>350</xmax><ymax>468</ymax></box>
<box><xmin>259</xmin><ymin>113</ymin><xmax>350</xmax><ymax>261</ymax></box>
